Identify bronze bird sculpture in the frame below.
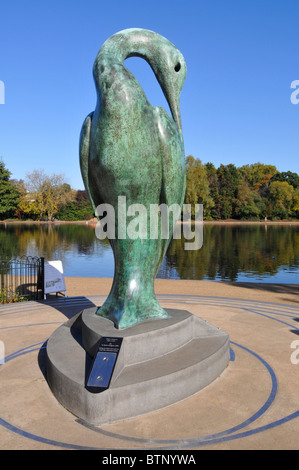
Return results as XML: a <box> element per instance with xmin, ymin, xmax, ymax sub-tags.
<box><xmin>79</xmin><ymin>28</ymin><xmax>186</xmax><ymax>328</ymax></box>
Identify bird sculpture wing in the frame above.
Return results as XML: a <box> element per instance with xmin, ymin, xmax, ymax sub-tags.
<box><xmin>154</xmin><ymin>106</ymin><xmax>185</xmax><ymax>209</ymax></box>
<box><xmin>79</xmin><ymin>111</ymin><xmax>99</xmax><ymax>216</ymax></box>
<box><xmin>153</xmin><ymin>106</ymin><xmax>186</xmax><ymax>270</ymax></box>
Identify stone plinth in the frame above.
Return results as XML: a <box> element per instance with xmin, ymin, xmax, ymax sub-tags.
<box><xmin>46</xmin><ymin>308</ymin><xmax>229</xmax><ymax>425</ymax></box>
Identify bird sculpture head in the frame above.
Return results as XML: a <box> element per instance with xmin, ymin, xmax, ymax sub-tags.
<box><xmin>93</xmin><ymin>28</ymin><xmax>187</xmax><ymax>136</ymax></box>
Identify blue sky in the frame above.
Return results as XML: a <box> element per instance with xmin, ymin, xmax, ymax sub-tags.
<box><xmin>0</xmin><ymin>0</ymin><xmax>298</xmax><ymax>190</ymax></box>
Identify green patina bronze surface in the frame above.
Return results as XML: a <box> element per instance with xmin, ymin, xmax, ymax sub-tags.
<box><xmin>79</xmin><ymin>28</ymin><xmax>186</xmax><ymax>329</ymax></box>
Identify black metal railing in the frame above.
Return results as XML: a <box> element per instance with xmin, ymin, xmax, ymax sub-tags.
<box><xmin>0</xmin><ymin>256</ymin><xmax>44</xmax><ymax>303</ymax></box>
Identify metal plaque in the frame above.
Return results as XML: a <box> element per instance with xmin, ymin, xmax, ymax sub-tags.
<box><xmin>86</xmin><ymin>337</ymin><xmax>123</xmax><ymax>392</ymax></box>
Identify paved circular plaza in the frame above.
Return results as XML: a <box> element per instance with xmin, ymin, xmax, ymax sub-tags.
<box><xmin>0</xmin><ymin>278</ymin><xmax>299</xmax><ymax>450</ymax></box>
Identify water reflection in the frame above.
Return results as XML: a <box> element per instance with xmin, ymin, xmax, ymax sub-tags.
<box><xmin>0</xmin><ymin>222</ymin><xmax>299</xmax><ymax>282</ymax></box>
<box><xmin>0</xmin><ymin>223</ymin><xmax>113</xmax><ymax>278</ymax></box>
<box><xmin>162</xmin><ymin>224</ymin><xmax>299</xmax><ymax>282</ymax></box>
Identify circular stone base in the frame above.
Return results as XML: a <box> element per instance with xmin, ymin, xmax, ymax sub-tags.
<box><xmin>46</xmin><ymin>308</ymin><xmax>229</xmax><ymax>425</ymax></box>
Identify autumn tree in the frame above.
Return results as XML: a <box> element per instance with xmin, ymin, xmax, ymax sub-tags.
<box><xmin>18</xmin><ymin>170</ymin><xmax>73</xmax><ymax>220</ymax></box>
<box><xmin>239</xmin><ymin>163</ymin><xmax>278</xmax><ymax>191</ymax></box>
<box><xmin>216</xmin><ymin>164</ymin><xmax>240</xmax><ymax>219</ymax></box>
<box><xmin>57</xmin><ymin>190</ymin><xmax>94</xmax><ymax>220</ymax></box>
<box><xmin>0</xmin><ymin>160</ymin><xmax>20</xmax><ymax>220</ymax></box>
<box><xmin>205</xmin><ymin>162</ymin><xmax>220</xmax><ymax>219</ymax></box>
<box><xmin>268</xmin><ymin>181</ymin><xmax>296</xmax><ymax>219</ymax></box>
<box><xmin>234</xmin><ymin>180</ymin><xmax>264</xmax><ymax>220</ymax></box>
<box><xmin>184</xmin><ymin>156</ymin><xmax>214</xmax><ymax>218</ymax></box>
<box><xmin>270</xmin><ymin>171</ymin><xmax>299</xmax><ymax>189</ymax></box>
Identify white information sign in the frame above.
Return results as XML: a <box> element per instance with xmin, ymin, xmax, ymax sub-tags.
<box><xmin>44</xmin><ymin>260</ymin><xmax>66</xmax><ymax>296</ymax></box>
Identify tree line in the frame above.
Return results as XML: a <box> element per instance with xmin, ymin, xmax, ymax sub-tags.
<box><xmin>0</xmin><ymin>161</ymin><xmax>93</xmax><ymax>221</ymax></box>
<box><xmin>185</xmin><ymin>156</ymin><xmax>299</xmax><ymax>220</ymax></box>
<box><xmin>0</xmin><ymin>157</ymin><xmax>299</xmax><ymax>221</ymax></box>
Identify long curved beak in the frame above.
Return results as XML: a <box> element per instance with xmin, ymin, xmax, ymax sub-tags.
<box><xmin>155</xmin><ymin>68</ymin><xmax>184</xmax><ymax>140</ymax></box>
<box><xmin>167</xmin><ymin>92</ymin><xmax>183</xmax><ymax>139</ymax></box>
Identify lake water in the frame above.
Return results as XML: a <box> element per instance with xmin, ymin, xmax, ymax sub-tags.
<box><xmin>0</xmin><ymin>222</ymin><xmax>299</xmax><ymax>283</ymax></box>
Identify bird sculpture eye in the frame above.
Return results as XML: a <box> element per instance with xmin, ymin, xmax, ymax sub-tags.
<box><xmin>174</xmin><ymin>62</ymin><xmax>181</xmax><ymax>72</ymax></box>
